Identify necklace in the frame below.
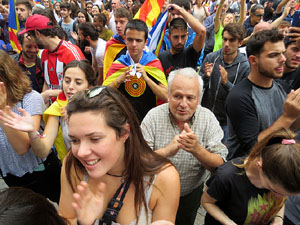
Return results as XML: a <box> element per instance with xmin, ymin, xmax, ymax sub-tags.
<box><xmin>106</xmin><ymin>172</ymin><xmax>123</xmax><ymax>178</ymax></box>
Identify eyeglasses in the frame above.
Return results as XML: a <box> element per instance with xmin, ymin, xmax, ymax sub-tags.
<box><xmin>253</xmin><ymin>13</ymin><xmax>264</xmax><ymax>17</ymax></box>
<box><xmin>86</xmin><ymin>86</ymin><xmax>106</xmax><ymax>98</ymax></box>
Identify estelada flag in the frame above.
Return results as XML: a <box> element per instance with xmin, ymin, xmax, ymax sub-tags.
<box><xmin>8</xmin><ymin>0</ymin><xmax>22</xmax><ymax>51</ymax></box>
<box><xmin>147</xmin><ymin>10</ymin><xmax>169</xmax><ymax>56</ymax></box>
<box><xmin>103</xmin><ymin>34</ymin><xmax>126</xmax><ymax>80</ymax></box>
<box><xmin>134</xmin><ymin>0</ymin><xmax>165</xmax><ymax>27</ymax></box>
<box><xmin>103</xmin><ymin>50</ymin><xmax>167</xmax><ymax>98</ymax></box>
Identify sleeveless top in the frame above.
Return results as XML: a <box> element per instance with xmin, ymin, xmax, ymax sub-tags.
<box><xmin>83</xmin><ymin>174</ymin><xmax>156</xmax><ymax>225</ymax></box>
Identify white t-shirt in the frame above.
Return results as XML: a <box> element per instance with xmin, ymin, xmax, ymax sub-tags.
<box><xmin>90</xmin><ymin>38</ymin><xmax>107</xmax><ymax>68</ymax></box>
<box><xmin>108</xmin><ymin>12</ymin><xmax>117</xmax><ymax>35</ymax></box>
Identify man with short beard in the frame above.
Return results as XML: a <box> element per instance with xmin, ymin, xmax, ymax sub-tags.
<box><xmin>200</xmin><ymin>23</ymin><xmax>250</xmax><ymax>142</ymax></box>
<box><xmin>16</xmin><ymin>0</ymin><xmax>32</xmax><ymax>28</ymax></box>
<box><xmin>281</xmin><ymin>36</ymin><xmax>300</xmax><ymax>90</ymax></box>
<box><xmin>158</xmin><ymin>3</ymin><xmax>206</xmax><ymax>78</ymax></box>
<box><xmin>19</xmin><ymin>14</ymin><xmax>85</xmax><ymax>103</ymax></box>
<box><xmin>11</xmin><ymin>31</ymin><xmax>43</xmax><ymax>93</ymax></box>
<box><xmin>225</xmin><ymin>29</ymin><xmax>300</xmax><ymax>160</ymax></box>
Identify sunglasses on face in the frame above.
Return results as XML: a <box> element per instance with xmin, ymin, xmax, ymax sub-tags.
<box><xmin>253</xmin><ymin>13</ymin><xmax>264</xmax><ymax>17</ymax></box>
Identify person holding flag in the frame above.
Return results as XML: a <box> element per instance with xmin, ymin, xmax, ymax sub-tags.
<box><xmin>103</xmin><ymin>19</ymin><xmax>168</xmax><ymax>122</ymax></box>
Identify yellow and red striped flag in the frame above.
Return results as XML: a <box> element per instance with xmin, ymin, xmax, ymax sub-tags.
<box><xmin>8</xmin><ymin>0</ymin><xmax>21</xmax><ymax>52</ymax></box>
<box><xmin>134</xmin><ymin>0</ymin><xmax>165</xmax><ymax>27</ymax></box>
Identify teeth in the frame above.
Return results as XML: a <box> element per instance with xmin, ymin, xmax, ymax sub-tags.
<box><xmin>86</xmin><ymin>159</ymin><xmax>99</xmax><ymax>165</ymax></box>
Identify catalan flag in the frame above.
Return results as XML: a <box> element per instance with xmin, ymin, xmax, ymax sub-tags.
<box><xmin>8</xmin><ymin>0</ymin><xmax>21</xmax><ymax>51</ymax></box>
<box><xmin>103</xmin><ymin>34</ymin><xmax>126</xmax><ymax>80</ymax></box>
<box><xmin>147</xmin><ymin>10</ymin><xmax>169</xmax><ymax>56</ymax></box>
<box><xmin>134</xmin><ymin>0</ymin><xmax>165</xmax><ymax>27</ymax></box>
<box><xmin>43</xmin><ymin>92</ymin><xmax>68</xmax><ymax>162</ymax></box>
<box><xmin>103</xmin><ymin>50</ymin><xmax>167</xmax><ymax>89</ymax></box>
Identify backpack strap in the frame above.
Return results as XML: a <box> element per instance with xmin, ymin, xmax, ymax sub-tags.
<box><xmin>99</xmin><ymin>180</ymin><xmax>131</xmax><ymax>225</ymax></box>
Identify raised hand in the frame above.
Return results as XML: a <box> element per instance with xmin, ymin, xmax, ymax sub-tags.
<box><xmin>219</xmin><ymin>65</ymin><xmax>228</xmax><ymax>84</ymax></box>
<box><xmin>72</xmin><ymin>181</ymin><xmax>106</xmax><ymax>225</ymax></box>
<box><xmin>0</xmin><ymin>106</ymin><xmax>35</xmax><ymax>132</ymax></box>
<box><xmin>205</xmin><ymin>62</ymin><xmax>213</xmax><ymax>78</ymax></box>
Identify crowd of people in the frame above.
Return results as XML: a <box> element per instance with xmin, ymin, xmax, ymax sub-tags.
<box><xmin>0</xmin><ymin>0</ymin><xmax>300</xmax><ymax>224</ymax></box>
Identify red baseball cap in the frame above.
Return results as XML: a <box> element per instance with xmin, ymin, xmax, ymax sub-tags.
<box><xmin>19</xmin><ymin>14</ymin><xmax>54</xmax><ymax>35</ymax></box>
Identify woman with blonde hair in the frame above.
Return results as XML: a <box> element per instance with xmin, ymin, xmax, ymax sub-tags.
<box><xmin>201</xmin><ymin>129</ymin><xmax>300</xmax><ymax>225</ymax></box>
<box><xmin>0</xmin><ymin>50</ymin><xmax>61</xmax><ymax>203</ymax></box>
<box><xmin>59</xmin><ymin>86</ymin><xmax>180</xmax><ymax>225</ymax></box>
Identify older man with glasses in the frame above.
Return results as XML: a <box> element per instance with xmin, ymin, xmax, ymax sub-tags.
<box><xmin>243</xmin><ymin>4</ymin><xmax>264</xmax><ymax>37</ymax></box>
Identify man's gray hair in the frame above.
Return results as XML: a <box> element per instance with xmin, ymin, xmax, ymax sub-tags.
<box><xmin>167</xmin><ymin>67</ymin><xmax>203</xmax><ymax>98</ymax></box>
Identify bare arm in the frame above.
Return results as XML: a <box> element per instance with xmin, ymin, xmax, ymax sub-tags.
<box><xmin>237</xmin><ymin>0</ymin><xmax>246</xmax><ymax>25</ymax></box>
<box><xmin>214</xmin><ymin>0</ymin><xmax>225</xmax><ymax>33</ymax></box>
<box><xmin>275</xmin><ymin>0</ymin><xmax>289</xmax><ymax>14</ymax></box>
<box><xmin>270</xmin><ymin>205</ymin><xmax>284</xmax><ymax>225</ymax></box>
<box><xmin>201</xmin><ymin>187</ymin><xmax>237</xmax><ymax>225</ymax></box>
<box><xmin>0</xmin><ymin>109</ymin><xmax>41</xmax><ymax>155</ymax></box>
<box><xmin>151</xmin><ymin>165</ymin><xmax>180</xmax><ymax>223</ymax></box>
<box><xmin>271</xmin><ymin>0</ymin><xmax>291</xmax><ymax>28</ymax></box>
<box><xmin>59</xmin><ymin>157</ymin><xmax>78</xmax><ymax>225</ymax></box>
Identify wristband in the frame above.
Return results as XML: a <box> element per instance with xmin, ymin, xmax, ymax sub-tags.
<box><xmin>30</xmin><ymin>131</ymin><xmax>46</xmax><ymax>141</ymax></box>
<box><xmin>274</xmin><ymin>215</ymin><xmax>283</xmax><ymax>220</ymax></box>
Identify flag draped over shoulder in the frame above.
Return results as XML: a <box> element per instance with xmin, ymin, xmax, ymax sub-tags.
<box><xmin>8</xmin><ymin>0</ymin><xmax>21</xmax><ymax>51</ymax></box>
<box><xmin>134</xmin><ymin>0</ymin><xmax>165</xmax><ymax>27</ymax></box>
<box><xmin>147</xmin><ymin>10</ymin><xmax>169</xmax><ymax>56</ymax></box>
<box><xmin>103</xmin><ymin>34</ymin><xmax>126</xmax><ymax>80</ymax></box>
<box><xmin>43</xmin><ymin>92</ymin><xmax>68</xmax><ymax>162</ymax></box>
<box><xmin>103</xmin><ymin>50</ymin><xmax>167</xmax><ymax>88</ymax></box>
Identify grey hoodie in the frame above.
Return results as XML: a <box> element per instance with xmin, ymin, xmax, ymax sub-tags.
<box><xmin>200</xmin><ymin>48</ymin><xmax>250</xmax><ymax>125</ymax></box>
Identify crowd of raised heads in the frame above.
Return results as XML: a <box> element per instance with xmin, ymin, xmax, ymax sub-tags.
<box><xmin>1</xmin><ymin>0</ymin><xmax>300</xmax><ymax>224</ymax></box>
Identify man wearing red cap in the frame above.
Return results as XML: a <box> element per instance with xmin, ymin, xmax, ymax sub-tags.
<box><xmin>19</xmin><ymin>14</ymin><xmax>85</xmax><ymax>104</ymax></box>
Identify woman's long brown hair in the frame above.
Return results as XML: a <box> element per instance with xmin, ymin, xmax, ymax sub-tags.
<box><xmin>65</xmin><ymin>87</ymin><xmax>172</xmax><ymax>222</ymax></box>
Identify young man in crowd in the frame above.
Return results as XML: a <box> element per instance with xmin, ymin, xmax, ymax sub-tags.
<box><xmin>19</xmin><ymin>14</ymin><xmax>85</xmax><ymax>103</ymax></box>
<box><xmin>200</xmin><ymin>23</ymin><xmax>250</xmax><ymax>142</ymax></box>
<box><xmin>158</xmin><ymin>3</ymin><xmax>206</xmax><ymax>77</ymax></box>
<box><xmin>103</xmin><ymin>19</ymin><xmax>168</xmax><ymax>122</ymax></box>
<box><xmin>226</xmin><ymin>29</ymin><xmax>300</xmax><ymax>159</ymax></box>
<box><xmin>103</xmin><ymin>7</ymin><xmax>132</xmax><ymax>79</ymax></box>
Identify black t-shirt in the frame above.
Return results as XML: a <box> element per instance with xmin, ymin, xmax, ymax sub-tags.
<box><xmin>205</xmin><ymin>158</ymin><xmax>277</xmax><ymax>225</ymax></box>
<box><xmin>281</xmin><ymin>67</ymin><xmax>300</xmax><ymax>90</ymax></box>
<box><xmin>158</xmin><ymin>45</ymin><xmax>201</xmax><ymax>78</ymax></box>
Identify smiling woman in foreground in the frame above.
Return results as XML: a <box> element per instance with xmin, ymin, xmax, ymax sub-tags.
<box><xmin>59</xmin><ymin>86</ymin><xmax>180</xmax><ymax>225</ymax></box>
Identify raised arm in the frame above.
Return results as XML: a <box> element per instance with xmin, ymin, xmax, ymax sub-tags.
<box><xmin>237</xmin><ymin>0</ymin><xmax>246</xmax><ymax>25</ymax></box>
<box><xmin>0</xmin><ymin>106</ymin><xmax>60</xmax><ymax>158</ymax></box>
<box><xmin>214</xmin><ymin>0</ymin><xmax>225</xmax><ymax>33</ymax></box>
<box><xmin>169</xmin><ymin>3</ymin><xmax>206</xmax><ymax>53</ymax></box>
<box><xmin>258</xmin><ymin>88</ymin><xmax>300</xmax><ymax>142</ymax></box>
<box><xmin>275</xmin><ymin>0</ymin><xmax>289</xmax><ymax>14</ymax></box>
<box><xmin>271</xmin><ymin>0</ymin><xmax>291</xmax><ymax>28</ymax></box>
<box><xmin>0</xmin><ymin>83</ymin><xmax>41</xmax><ymax>155</ymax></box>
